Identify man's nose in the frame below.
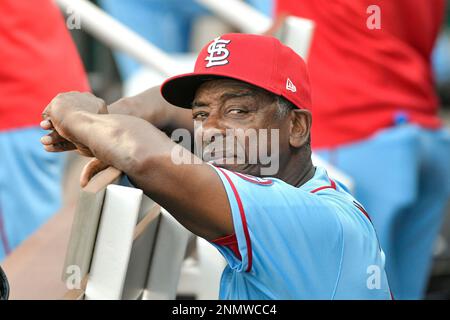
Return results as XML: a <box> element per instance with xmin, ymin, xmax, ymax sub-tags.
<box><xmin>196</xmin><ymin>115</ymin><xmax>227</xmax><ymax>144</ymax></box>
<box><xmin>199</xmin><ymin>126</ymin><xmax>225</xmax><ymax>145</ymax></box>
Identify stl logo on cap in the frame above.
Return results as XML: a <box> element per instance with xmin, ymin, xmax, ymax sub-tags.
<box><xmin>205</xmin><ymin>37</ymin><xmax>231</xmax><ymax>68</ymax></box>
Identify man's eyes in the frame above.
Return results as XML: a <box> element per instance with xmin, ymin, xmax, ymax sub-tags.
<box><xmin>226</xmin><ymin>106</ymin><xmax>249</xmax><ymax>115</ymax></box>
<box><xmin>192</xmin><ymin>107</ymin><xmax>249</xmax><ymax>120</ymax></box>
<box><xmin>193</xmin><ymin>112</ymin><xmax>208</xmax><ymax>120</ymax></box>
<box><xmin>228</xmin><ymin>109</ymin><xmax>246</xmax><ymax>114</ymax></box>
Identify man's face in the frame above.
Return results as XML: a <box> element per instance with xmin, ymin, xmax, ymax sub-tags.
<box><xmin>192</xmin><ymin>79</ymin><xmax>292</xmax><ymax>176</ymax></box>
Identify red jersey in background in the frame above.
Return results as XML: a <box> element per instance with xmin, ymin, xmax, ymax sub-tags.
<box><xmin>276</xmin><ymin>0</ymin><xmax>445</xmax><ymax>148</ymax></box>
<box><xmin>0</xmin><ymin>0</ymin><xmax>89</xmax><ymax>132</ymax></box>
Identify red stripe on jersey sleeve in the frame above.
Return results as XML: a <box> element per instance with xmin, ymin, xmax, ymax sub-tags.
<box><xmin>216</xmin><ymin>167</ymin><xmax>253</xmax><ymax>272</ymax></box>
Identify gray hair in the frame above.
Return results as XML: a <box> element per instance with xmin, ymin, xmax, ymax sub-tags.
<box><xmin>275</xmin><ymin>95</ymin><xmax>311</xmax><ymax>147</ymax></box>
<box><xmin>275</xmin><ymin>96</ymin><xmax>296</xmax><ymax>119</ymax></box>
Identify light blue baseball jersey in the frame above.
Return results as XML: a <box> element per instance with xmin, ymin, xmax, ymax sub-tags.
<box><xmin>209</xmin><ymin>165</ymin><xmax>392</xmax><ymax>300</ymax></box>
<box><xmin>315</xmin><ymin>125</ymin><xmax>450</xmax><ymax>299</ymax></box>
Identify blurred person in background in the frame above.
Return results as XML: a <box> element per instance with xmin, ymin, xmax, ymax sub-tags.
<box><xmin>0</xmin><ymin>0</ymin><xmax>89</xmax><ymax>261</ymax></box>
<box><xmin>268</xmin><ymin>0</ymin><xmax>450</xmax><ymax>299</ymax></box>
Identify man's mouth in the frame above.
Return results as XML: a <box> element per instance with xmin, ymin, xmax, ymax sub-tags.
<box><xmin>202</xmin><ymin>146</ymin><xmax>245</xmax><ymax>164</ymax></box>
<box><xmin>203</xmin><ymin>150</ymin><xmax>234</xmax><ymax>162</ymax></box>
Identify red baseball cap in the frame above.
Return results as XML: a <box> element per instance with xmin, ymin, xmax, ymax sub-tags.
<box><xmin>161</xmin><ymin>33</ymin><xmax>311</xmax><ymax>110</ymax></box>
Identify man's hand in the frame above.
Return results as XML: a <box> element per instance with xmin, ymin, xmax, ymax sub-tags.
<box><xmin>80</xmin><ymin>158</ymin><xmax>109</xmax><ymax>187</ymax></box>
<box><xmin>40</xmin><ymin>118</ymin><xmax>78</xmax><ymax>152</ymax></box>
<box><xmin>40</xmin><ymin>92</ymin><xmax>108</xmax><ymax>157</ymax></box>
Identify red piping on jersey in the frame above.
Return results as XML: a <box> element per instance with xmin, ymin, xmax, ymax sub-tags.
<box><xmin>216</xmin><ymin>167</ymin><xmax>253</xmax><ymax>272</ymax></box>
<box><xmin>353</xmin><ymin>201</ymin><xmax>372</xmax><ymax>222</ymax></box>
<box><xmin>310</xmin><ymin>178</ymin><xmax>337</xmax><ymax>193</ymax></box>
<box><xmin>0</xmin><ymin>206</ymin><xmax>11</xmax><ymax>255</ymax></box>
<box><xmin>231</xmin><ymin>171</ymin><xmax>273</xmax><ymax>185</ymax></box>
<box><xmin>310</xmin><ymin>178</ymin><xmax>374</xmax><ymax>224</ymax></box>
<box><xmin>212</xmin><ymin>233</ymin><xmax>241</xmax><ymax>260</ymax></box>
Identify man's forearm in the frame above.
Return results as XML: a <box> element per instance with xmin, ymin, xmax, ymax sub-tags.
<box><xmin>65</xmin><ymin>111</ymin><xmax>177</xmax><ymax>176</ymax></box>
<box><xmin>107</xmin><ymin>86</ymin><xmax>194</xmax><ymax>135</ymax></box>
<box><xmin>41</xmin><ymin>89</ymin><xmax>233</xmax><ymax>240</ymax></box>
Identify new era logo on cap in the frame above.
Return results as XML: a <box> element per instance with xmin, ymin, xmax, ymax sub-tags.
<box><xmin>286</xmin><ymin>78</ymin><xmax>297</xmax><ymax>93</ymax></box>
<box><xmin>161</xmin><ymin>33</ymin><xmax>312</xmax><ymax>110</ymax></box>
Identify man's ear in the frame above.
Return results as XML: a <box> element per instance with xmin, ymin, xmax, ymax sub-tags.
<box><xmin>289</xmin><ymin>109</ymin><xmax>312</xmax><ymax>148</ymax></box>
